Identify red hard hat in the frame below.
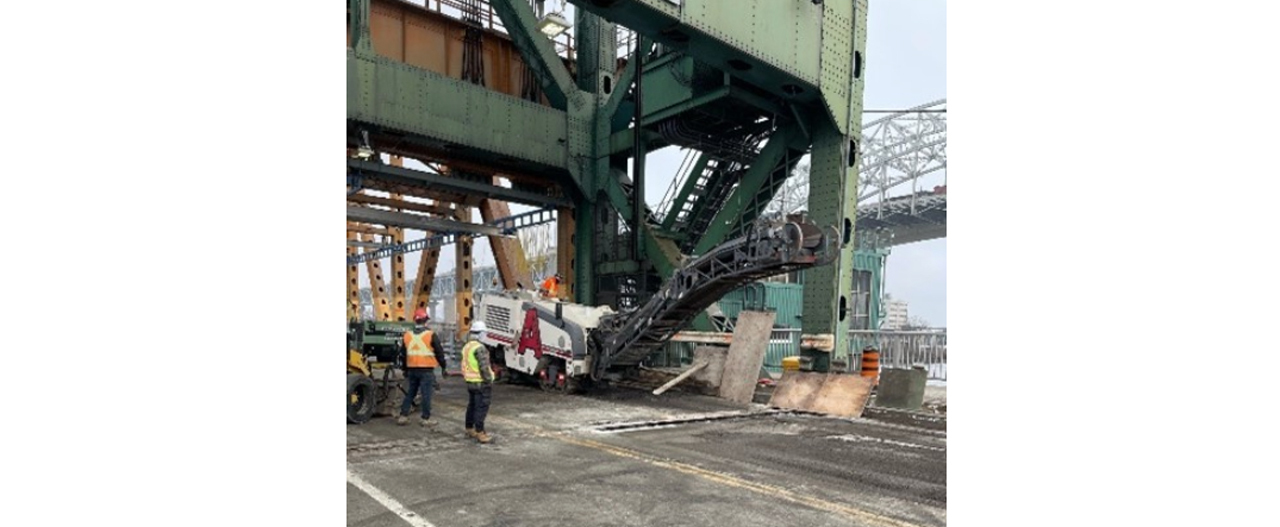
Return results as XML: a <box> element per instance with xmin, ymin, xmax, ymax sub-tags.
<box><xmin>413</xmin><ymin>307</ymin><xmax>429</xmax><ymax>321</ymax></box>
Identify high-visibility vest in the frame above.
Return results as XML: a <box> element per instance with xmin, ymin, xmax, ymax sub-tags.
<box><xmin>461</xmin><ymin>340</ymin><xmax>492</xmax><ymax>383</ymax></box>
<box><xmin>403</xmin><ymin>329</ymin><xmax>440</xmax><ymax>368</ymax></box>
<box><xmin>542</xmin><ymin>277</ymin><xmax>557</xmax><ymax>297</ymax></box>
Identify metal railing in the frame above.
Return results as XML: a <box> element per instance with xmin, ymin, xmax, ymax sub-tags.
<box><xmin>849</xmin><ymin>330</ymin><xmax>947</xmax><ymax>381</ymax></box>
<box><xmin>426</xmin><ymin>322</ymin><xmax>462</xmax><ymax>370</ymax></box>
<box><xmin>652</xmin><ymin>328</ymin><xmax>947</xmax><ymax>381</ymax></box>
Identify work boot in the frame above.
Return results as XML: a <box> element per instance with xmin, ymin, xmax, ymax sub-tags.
<box><xmin>419</xmin><ymin>417</ymin><xmax>434</xmax><ymax>428</ymax></box>
<box><xmin>396</xmin><ymin>415</ymin><xmax>408</xmax><ymax>426</ymax></box>
<box><xmin>465</xmin><ymin>427</ymin><xmax>477</xmax><ymax>438</ymax></box>
<box><xmin>475</xmin><ymin>431</ymin><xmax>492</xmax><ymax>444</ymax></box>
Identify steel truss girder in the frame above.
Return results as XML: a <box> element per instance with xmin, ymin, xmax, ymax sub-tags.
<box><xmin>346</xmin><ymin>207</ymin><xmax>556</xmax><ymax>265</ymax></box>
<box><xmin>347</xmin><ymin>158</ymin><xmax>571</xmax><ymax>208</ymax></box>
<box><xmin>857</xmin><ymin>99</ymin><xmax>947</xmax><ymax>204</ymax></box>
<box><xmin>348</xmin><ymin>240</ymin><xmax>393</xmax><ymax>249</ymax></box>
<box><xmin>346</xmin><ymin>206</ymin><xmax>503</xmax><ymax>237</ymax></box>
<box><xmin>348</xmin><ymin>192</ymin><xmax>454</xmax><ymax>216</ymax></box>
<box><xmin>762</xmin><ymin>99</ymin><xmax>947</xmax><ymax>243</ymax></box>
<box><xmin>567</xmin><ymin>0</ymin><xmax>824</xmax><ymax>106</ymax></box>
<box><xmin>347</xmin><ymin>50</ymin><xmax>571</xmax><ymax>171</ymax></box>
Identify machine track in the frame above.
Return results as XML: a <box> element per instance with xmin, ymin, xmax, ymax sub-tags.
<box><xmin>592</xmin><ymin>215</ymin><xmax>839</xmax><ymax>378</ymax></box>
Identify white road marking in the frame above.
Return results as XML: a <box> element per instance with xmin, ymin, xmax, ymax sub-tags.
<box><xmin>826</xmin><ymin>434</ymin><xmax>946</xmax><ymax>452</ymax></box>
<box><xmin>347</xmin><ymin>466</ymin><xmax>437</xmax><ymax>527</ymax></box>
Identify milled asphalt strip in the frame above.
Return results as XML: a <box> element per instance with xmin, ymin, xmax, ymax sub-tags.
<box><xmin>347</xmin><ymin>466</ymin><xmax>438</xmax><ymax>527</ymax></box>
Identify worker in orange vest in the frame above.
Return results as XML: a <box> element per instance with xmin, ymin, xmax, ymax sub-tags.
<box><xmin>398</xmin><ymin>307</ymin><xmax>446</xmax><ymax>427</ymax></box>
<box><xmin>540</xmin><ymin>273</ymin><xmax>563</xmax><ymax>299</ymax></box>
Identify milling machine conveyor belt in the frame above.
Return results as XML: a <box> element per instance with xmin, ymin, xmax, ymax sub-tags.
<box><xmin>590</xmin><ymin>216</ymin><xmax>840</xmax><ymax>379</ymax></box>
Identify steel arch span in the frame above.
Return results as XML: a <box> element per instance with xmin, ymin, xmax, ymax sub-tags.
<box><xmin>765</xmin><ymin>99</ymin><xmax>946</xmax><ymax>247</ymax></box>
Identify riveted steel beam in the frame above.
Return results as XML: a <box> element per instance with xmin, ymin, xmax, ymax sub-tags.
<box><xmin>347</xmin><ymin>193</ymin><xmax>454</xmax><ymax>216</ymax></box>
<box><xmin>361</xmin><ymin>232</ymin><xmax>394</xmax><ymax>321</ymax></box>
<box><xmin>348</xmin><ymin>240</ymin><xmax>393</xmax><ymax>250</ymax></box>
<box><xmin>489</xmin><ymin>0</ymin><xmax>583</xmax><ymax>111</ymax></box>
<box><xmin>556</xmin><ymin>205</ymin><xmax>578</xmax><ymax>302</ymax></box>
<box><xmin>348</xmin><ymin>207</ymin><xmax>557</xmax><ymax>265</ymax></box>
<box><xmin>348</xmin><ymin>229</ymin><xmax>362</xmax><ymax>321</ymax></box>
<box><xmin>347</xmin><ymin>51</ymin><xmax>571</xmax><ymax>172</ymax></box>
<box><xmin>479</xmin><ymin>178</ymin><xmax>533</xmax><ymax>290</ymax></box>
<box><xmin>454</xmin><ymin>207</ymin><xmax>475</xmax><ymax>338</ymax></box>
<box><xmin>348</xmin><ymin>158</ymin><xmax>571</xmax><ymax>208</ymax></box>
<box><xmin>568</xmin><ymin>0</ymin><xmax>824</xmax><ymax>106</ymax></box>
<box><xmin>346</xmin><ymin>206</ymin><xmax>504</xmax><ymax>237</ymax></box>
<box><xmin>388</xmin><ymin>157</ymin><xmax>409</xmax><ymax>321</ymax></box>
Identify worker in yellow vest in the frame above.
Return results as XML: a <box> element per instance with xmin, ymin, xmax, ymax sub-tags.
<box><xmin>461</xmin><ymin>321</ymin><xmax>495</xmax><ymax>444</ymax></box>
<box><xmin>398</xmin><ymin>307</ymin><xmax>446</xmax><ymax>427</ymax></box>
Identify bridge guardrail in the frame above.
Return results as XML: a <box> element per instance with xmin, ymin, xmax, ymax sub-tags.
<box><xmin>654</xmin><ymin>328</ymin><xmax>946</xmax><ymax>381</ymax></box>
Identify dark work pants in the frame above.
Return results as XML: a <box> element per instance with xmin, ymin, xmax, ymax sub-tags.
<box><xmin>400</xmin><ymin>369</ymin><xmax>435</xmax><ymax>418</ymax></box>
<box><xmin>465</xmin><ymin>383</ymin><xmax>492</xmax><ymax>432</ymax></box>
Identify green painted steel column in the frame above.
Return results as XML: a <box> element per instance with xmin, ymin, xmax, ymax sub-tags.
<box><xmin>571</xmin><ymin>9</ymin><xmax>619</xmax><ymax>305</ymax></box>
<box><xmin>348</xmin><ymin>0</ymin><xmax>372</xmax><ymax>56</ymax></box>
<box><xmin>573</xmin><ymin>200</ymin><xmax>596</xmax><ymax>304</ymax></box>
<box><xmin>800</xmin><ymin>0</ymin><xmax>868</xmax><ymax>372</ymax></box>
<box><xmin>632</xmin><ymin>35</ymin><xmax>648</xmax><ymax>288</ymax></box>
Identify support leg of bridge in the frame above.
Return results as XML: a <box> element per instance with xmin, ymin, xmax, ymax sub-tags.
<box><xmin>389</xmin><ymin>222</ymin><xmax>407</xmax><ymax>321</ymax></box>
<box><xmin>412</xmin><ymin>233</ymin><xmax>441</xmax><ymax>319</ymax></box>
<box><xmin>388</xmin><ymin>157</ymin><xmax>409</xmax><ymax>321</ymax></box>
<box><xmin>798</xmin><ymin>0</ymin><xmax>868</xmax><ymax>372</ymax></box>
<box><xmin>558</xmin><ymin>205</ymin><xmax>583</xmax><ymax>303</ymax></box>
<box><xmin>480</xmin><ymin>185</ymin><xmax>532</xmax><ymax>290</ymax></box>
<box><xmin>361</xmin><ymin>232</ymin><xmax>393</xmax><ymax>321</ymax></box>
<box><xmin>800</xmin><ymin>123</ymin><xmax>860</xmax><ymax>373</ymax></box>
<box><xmin>455</xmin><ymin>207</ymin><xmax>475</xmax><ymax>338</ymax></box>
<box><xmin>347</xmin><ymin>229</ymin><xmax>362</xmax><ymax>321</ymax></box>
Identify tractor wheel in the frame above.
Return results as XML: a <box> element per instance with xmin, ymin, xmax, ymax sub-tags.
<box><xmin>347</xmin><ymin>373</ymin><xmax>376</xmax><ymax>424</ymax></box>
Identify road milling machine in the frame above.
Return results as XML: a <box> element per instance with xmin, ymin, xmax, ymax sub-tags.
<box><xmin>476</xmin><ymin>215</ymin><xmax>839</xmax><ymax>392</ymax></box>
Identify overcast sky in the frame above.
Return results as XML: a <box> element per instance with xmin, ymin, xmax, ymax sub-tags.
<box><xmin>362</xmin><ymin>0</ymin><xmax>946</xmax><ymax>327</ymax></box>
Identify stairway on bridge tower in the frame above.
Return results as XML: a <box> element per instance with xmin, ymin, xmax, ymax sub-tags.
<box><xmin>663</xmin><ymin>157</ymin><xmax>722</xmax><ymax>230</ymax></box>
<box><xmin>676</xmin><ymin>162</ymin><xmax>745</xmax><ymax>252</ymax></box>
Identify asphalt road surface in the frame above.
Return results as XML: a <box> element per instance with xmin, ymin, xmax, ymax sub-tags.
<box><xmin>348</xmin><ymin>380</ymin><xmax>946</xmax><ymax>527</ymax></box>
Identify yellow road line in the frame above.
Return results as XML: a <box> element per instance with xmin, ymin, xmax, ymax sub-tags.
<box><xmin>433</xmin><ymin>399</ymin><xmax>926</xmax><ymax>527</ymax></box>
<box><xmin>554</xmin><ymin>435</ymin><xmax>924</xmax><ymax>527</ymax></box>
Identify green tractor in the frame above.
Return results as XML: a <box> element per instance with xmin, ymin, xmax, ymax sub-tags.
<box><xmin>346</xmin><ymin>320</ymin><xmax>415</xmax><ymax>424</ymax></box>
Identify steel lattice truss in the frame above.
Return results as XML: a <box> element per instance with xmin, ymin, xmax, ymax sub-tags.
<box><xmin>765</xmin><ymin>99</ymin><xmax>947</xmax><ymax>218</ymax></box>
<box><xmin>361</xmin><ymin>100</ymin><xmax>947</xmax><ymax>311</ymax></box>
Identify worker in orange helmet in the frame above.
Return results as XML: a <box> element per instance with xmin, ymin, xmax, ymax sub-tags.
<box><xmin>397</xmin><ymin>307</ymin><xmax>446</xmax><ymax>427</ymax></box>
<box><xmin>540</xmin><ymin>273</ymin><xmax>563</xmax><ymax>299</ymax></box>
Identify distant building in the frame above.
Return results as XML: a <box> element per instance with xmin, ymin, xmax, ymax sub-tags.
<box><xmin>883</xmin><ymin>297</ymin><xmax>909</xmax><ymax>330</ymax></box>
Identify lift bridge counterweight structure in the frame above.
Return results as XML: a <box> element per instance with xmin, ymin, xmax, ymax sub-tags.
<box><xmin>348</xmin><ymin>0</ymin><xmax>872</xmax><ymax>371</ymax></box>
